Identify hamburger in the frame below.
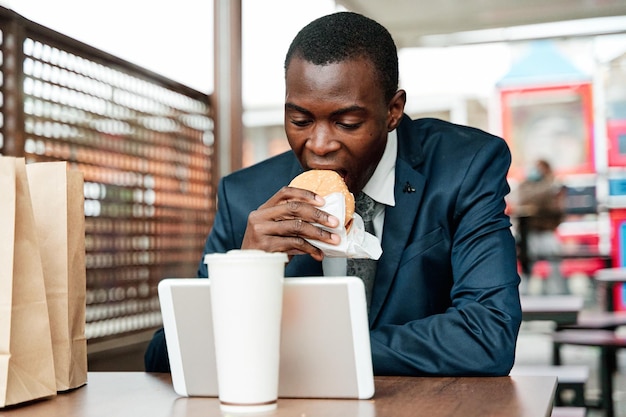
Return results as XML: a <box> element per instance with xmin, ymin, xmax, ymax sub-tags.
<box><xmin>289</xmin><ymin>170</ymin><xmax>355</xmax><ymax>230</ymax></box>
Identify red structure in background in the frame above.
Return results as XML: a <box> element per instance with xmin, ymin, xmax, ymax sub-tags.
<box><xmin>606</xmin><ymin>86</ymin><xmax>626</xmax><ymax>309</ymax></box>
<box><xmin>609</xmin><ymin>209</ymin><xmax>626</xmax><ymax>310</ymax></box>
<box><xmin>607</xmin><ymin>119</ymin><xmax>626</xmax><ymax>167</ymax></box>
<box><xmin>498</xmin><ymin>40</ymin><xmax>608</xmax><ymax>296</ymax></box>
<box><xmin>500</xmin><ymin>82</ymin><xmax>595</xmax><ymax>181</ymax></box>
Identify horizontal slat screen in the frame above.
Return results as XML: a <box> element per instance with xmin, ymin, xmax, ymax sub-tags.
<box><xmin>0</xmin><ymin>7</ymin><xmax>215</xmax><ymax>341</ymax></box>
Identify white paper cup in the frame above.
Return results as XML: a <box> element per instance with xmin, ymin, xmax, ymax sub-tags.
<box><xmin>204</xmin><ymin>250</ymin><xmax>288</xmax><ymax>413</ymax></box>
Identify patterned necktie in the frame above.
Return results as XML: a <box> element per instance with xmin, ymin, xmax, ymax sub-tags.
<box><xmin>347</xmin><ymin>192</ymin><xmax>378</xmax><ymax>310</ymax></box>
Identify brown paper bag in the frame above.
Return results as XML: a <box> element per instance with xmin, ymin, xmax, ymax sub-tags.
<box><xmin>26</xmin><ymin>161</ymin><xmax>87</xmax><ymax>392</ymax></box>
<box><xmin>0</xmin><ymin>157</ymin><xmax>57</xmax><ymax>407</ymax></box>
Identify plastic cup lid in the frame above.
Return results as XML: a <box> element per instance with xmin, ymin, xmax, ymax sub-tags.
<box><xmin>204</xmin><ymin>249</ymin><xmax>288</xmax><ymax>264</ymax></box>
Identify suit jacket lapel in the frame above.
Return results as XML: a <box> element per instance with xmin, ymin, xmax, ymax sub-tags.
<box><xmin>369</xmin><ymin>157</ymin><xmax>425</xmax><ymax>325</ymax></box>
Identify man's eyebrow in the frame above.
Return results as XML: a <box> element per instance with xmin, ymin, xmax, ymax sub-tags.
<box><xmin>330</xmin><ymin>105</ymin><xmax>366</xmax><ymax>117</ymax></box>
<box><xmin>285</xmin><ymin>102</ymin><xmax>311</xmax><ymax>115</ymax></box>
<box><xmin>285</xmin><ymin>102</ymin><xmax>366</xmax><ymax>116</ymax></box>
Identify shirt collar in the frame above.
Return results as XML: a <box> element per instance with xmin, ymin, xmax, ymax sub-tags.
<box><xmin>362</xmin><ymin>129</ymin><xmax>397</xmax><ymax>207</ymax></box>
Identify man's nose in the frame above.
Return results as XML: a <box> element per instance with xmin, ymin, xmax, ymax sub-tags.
<box><xmin>306</xmin><ymin>124</ymin><xmax>340</xmax><ymax>155</ymax></box>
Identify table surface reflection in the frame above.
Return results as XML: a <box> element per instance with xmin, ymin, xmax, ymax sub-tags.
<box><xmin>0</xmin><ymin>372</ymin><xmax>556</xmax><ymax>417</ymax></box>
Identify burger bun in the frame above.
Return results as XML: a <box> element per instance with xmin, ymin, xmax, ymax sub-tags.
<box><xmin>289</xmin><ymin>170</ymin><xmax>355</xmax><ymax>229</ymax></box>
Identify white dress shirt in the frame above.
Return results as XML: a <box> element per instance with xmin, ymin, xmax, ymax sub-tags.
<box><xmin>322</xmin><ymin>130</ymin><xmax>397</xmax><ymax>276</ymax></box>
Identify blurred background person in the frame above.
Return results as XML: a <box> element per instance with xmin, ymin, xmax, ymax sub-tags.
<box><xmin>516</xmin><ymin>159</ymin><xmax>567</xmax><ymax>295</ymax></box>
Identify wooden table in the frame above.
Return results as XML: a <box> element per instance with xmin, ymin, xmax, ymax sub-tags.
<box><xmin>512</xmin><ymin>211</ymin><xmax>610</xmax><ymax>277</ymax></box>
<box><xmin>595</xmin><ymin>267</ymin><xmax>626</xmax><ymax>311</ymax></box>
<box><xmin>0</xmin><ymin>372</ymin><xmax>557</xmax><ymax>417</ymax></box>
<box><xmin>557</xmin><ymin>309</ymin><xmax>626</xmax><ymax>330</ymax></box>
<box><xmin>520</xmin><ymin>295</ymin><xmax>584</xmax><ymax>325</ymax></box>
<box><xmin>552</xmin><ymin>330</ymin><xmax>626</xmax><ymax>417</ymax></box>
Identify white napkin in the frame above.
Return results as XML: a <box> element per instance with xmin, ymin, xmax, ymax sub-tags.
<box><xmin>305</xmin><ymin>192</ymin><xmax>382</xmax><ymax>260</ymax></box>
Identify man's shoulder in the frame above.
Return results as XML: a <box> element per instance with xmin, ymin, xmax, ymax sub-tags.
<box><xmin>397</xmin><ymin>116</ymin><xmax>509</xmax><ymax>166</ymax></box>
<box><xmin>406</xmin><ymin>117</ymin><xmax>504</xmax><ymax>144</ymax></box>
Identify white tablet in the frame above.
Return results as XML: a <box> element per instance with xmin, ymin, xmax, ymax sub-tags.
<box><xmin>158</xmin><ymin>276</ymin><xmax>375</xmax><ymax>400</ymax></box>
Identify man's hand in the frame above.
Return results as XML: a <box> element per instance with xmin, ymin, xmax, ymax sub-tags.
<box><xmin>241</xmin><ymin>186</ymin><xmax>341</xmax><ymax>261</ymax></box>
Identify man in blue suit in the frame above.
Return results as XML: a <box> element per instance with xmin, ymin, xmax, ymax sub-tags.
<box><xmin>146</xmin><ymin>11</ymin><xmax>521</xmax><ymax>376</ymax></box>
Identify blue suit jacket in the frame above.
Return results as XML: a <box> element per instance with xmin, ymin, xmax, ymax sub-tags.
<box><xmin>145</xmin><ymin>116</ymin><xmax>521</xmax><ymax>376</ymax></box>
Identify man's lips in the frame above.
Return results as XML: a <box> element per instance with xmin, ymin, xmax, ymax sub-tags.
<box><xmin>303</xmin><ymin>166</ymin><xmax>352</xmax><ymax>192</ymax></box>
<box><xmin>306</xmin><ymin>166</ymin><xmax>347</xmax><ymax>179</ymax></box>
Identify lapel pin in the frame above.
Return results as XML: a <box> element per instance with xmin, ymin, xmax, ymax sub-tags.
<box><xmin>403</xmin><ymin>182</ymin><xmax>415</xmax><ymax>193</ymax></box>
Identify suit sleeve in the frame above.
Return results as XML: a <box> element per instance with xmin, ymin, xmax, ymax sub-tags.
<box><xmin>196</xmin><ymin>177</ymin><xmax>243</xmax><ymax>278</ymax></box>
<box><xmin>370</xmin><ymin>137</ymin><xmax>522</xmax><ymax>376</ymax></box>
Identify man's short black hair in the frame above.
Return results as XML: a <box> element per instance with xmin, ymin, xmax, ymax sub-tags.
<box><xmin>284</xmin><ymin>11</ymin><xmax>399</xmax><ymax>103</ymax></box>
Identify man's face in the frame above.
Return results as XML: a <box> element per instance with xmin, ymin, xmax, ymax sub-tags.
<box><xmin>284</xmin><ymin>56</ymin><xmax>404</xmax><ymax>194</ymax></box>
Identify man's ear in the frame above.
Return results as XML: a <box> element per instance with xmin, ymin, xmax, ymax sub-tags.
<box><xmin>387</xmin><ymin>89</ymin><xmax>407</xmax><ymax>131</ymax></box>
